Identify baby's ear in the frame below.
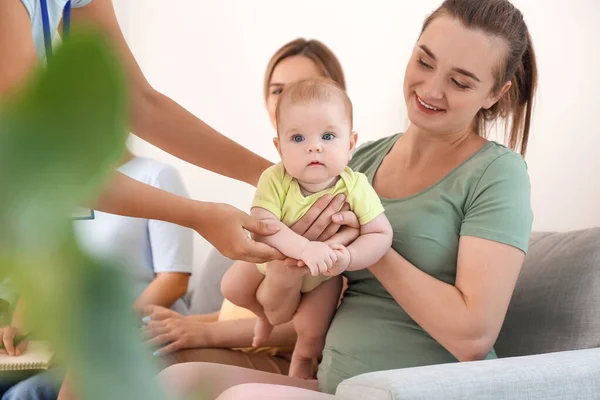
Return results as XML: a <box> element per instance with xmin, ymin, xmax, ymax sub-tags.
<box><xmin>273</xmin><ymin>137</ymin><xmax>282</xmax><ymax>157</ymax></box>
<box><xmin>349</xmin><ymin>132</ymin><xmax>358</xmax><ymax>158</ymax></box>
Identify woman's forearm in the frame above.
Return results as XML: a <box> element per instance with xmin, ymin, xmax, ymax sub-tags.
<box><xmin>187</xmin><ymin>312</ymin><xmax>220</xmax><ymax>323</ymax></box>
<box><xmin>133</xmin><ymin>90</ymin><xmax>273</xmax><ymax>187</ymax></box>
<box><xmin>369</xmin><ymin>250</ymin><xmax>490</xmax><ymax>361</ymax></box>
<box><xmin>92</xmin><ymin>172</ymin><xmax>202</xmax><ymax>227</ymax></box>
<box><xmin>204</xmin><ymin>318</ymin><xmax>297</xmax><ymax>349</ymax></box>
<box><xmin>133</xmin><ymin>273</ymin><xmax>190</xmax><ymax>312</ymax></box>
<box><xmin>69</xmin><ymin>0</ymin><xmax>272</xmax><ymax>187</ymax></box>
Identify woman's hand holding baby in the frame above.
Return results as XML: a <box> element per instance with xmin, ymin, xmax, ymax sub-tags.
<box><xmin>282</xmin><ymin>194</ymin><xmax>360</xmax><ymax>270</ymax></box>
<box><xmin>290</xmin><ymin>194</ymin><xmax>360</xmax><ymax>245</ymax></box>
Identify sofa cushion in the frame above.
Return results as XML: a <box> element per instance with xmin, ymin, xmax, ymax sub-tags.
<box><xmin>186</xmin><ymin>248</ymin><xmax>234</xmax><ymax>315</ymax></box>
<box><xmin>495</xmin><ymin>228</ymin><xmax>600</xmax><ymax>357</ymax></box>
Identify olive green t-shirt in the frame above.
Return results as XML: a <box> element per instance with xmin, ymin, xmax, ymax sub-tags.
<box><xmin>317</xmin><ymin>134</ymin><xmax>533</xmax><ymax>394</ymax></box>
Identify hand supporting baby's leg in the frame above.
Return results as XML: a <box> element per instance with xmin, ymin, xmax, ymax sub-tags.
<box><xmin>289</xmin><ymin>276</ymin><xmax>343</xmax><ymax>379</ymax></box>
<box><xmin>221</xmin><ymin>261</ymin><xmax>273</xmax><ymax>346</ymax></box>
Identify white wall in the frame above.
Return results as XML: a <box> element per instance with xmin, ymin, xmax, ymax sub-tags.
<box><xmin>112</xmin><ymin>0</ymin><xmax>600</xmax><ymax>265</ymax></box>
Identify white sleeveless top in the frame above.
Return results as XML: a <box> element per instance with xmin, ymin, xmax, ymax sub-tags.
<box><xmin>20</xmin><ymin>0</ymin><xmax>94</xmax><ymax>60</ymax></box>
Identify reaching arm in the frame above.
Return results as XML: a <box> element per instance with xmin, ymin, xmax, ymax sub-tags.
<box><xmin>145</xmin><ymin>317</ymin><xmax>297</xmax><ymax>356</ymax></box>
<box><xmin>71</xmin><ymin>0</ymin><xmax>272</xmax><ymax>186</ymax></box>
<box><xmin>0</xmin><ymin>0</ymin><xmax>41</xmax><ymax>96</ymax></box>
<box><xmin>369</xmin><ymin>236</ymin><xmax>525</xmax><ymax>362</ymax></box>
<box><xmin>345</xmin><ymin>213</ymin><xmax>393</xmax><ymax>270</ymax></box>
<box><xmin>0</xmin><ymin>1</ymin><xmax>280</xmax><ymax>263</ymax></box>
<box><xmin>93</xmin><ymin>173</ymin><xmax>282</xmax><ymax>264</ymax></box>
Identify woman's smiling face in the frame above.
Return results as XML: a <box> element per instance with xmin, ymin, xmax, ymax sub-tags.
<box><xmin>404</xmin><ymin>16</ymin><xmax>510</xmax><ymax>135</ymax></box>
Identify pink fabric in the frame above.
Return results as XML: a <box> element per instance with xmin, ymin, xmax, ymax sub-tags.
<box><xmin>217</xmin><ymin>383</ymin><xmax>336</xmax><ymax>400</ymax></box>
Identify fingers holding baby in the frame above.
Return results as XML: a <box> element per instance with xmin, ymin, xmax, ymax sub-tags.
<box><xmin>299</xmin><ymin>241</ymin><xmax>338</xmax><ymax>276</ymax></box>
<box><xmin>299</xmin><ymin>241</ymin><xmax>352</xmax><ymax>277</ymax></box>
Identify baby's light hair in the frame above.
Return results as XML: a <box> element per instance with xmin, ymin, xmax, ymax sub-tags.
<box><xmin>275</xmin><ymin>78</ymin><xmax>353</xmax><ymax>133</ymax></box>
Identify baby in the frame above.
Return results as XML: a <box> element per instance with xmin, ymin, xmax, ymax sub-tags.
<box><xmin>221</xmin><ymin>78</ymin><xmax>392</xmax><ymax>379</ymax></box>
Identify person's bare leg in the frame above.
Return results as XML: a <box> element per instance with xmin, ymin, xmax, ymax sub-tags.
<box><xmin>162</xmin><ymin>348</ymin><xmax>291</xmax><ymax>375</ymax></box>
<box><xmin>57</xmin><ymin>374</ymin><xmax>75</xmax><ymax>400</ymax></box>
<box><xmin>256</xmin><ymin>261</ymin><xmax>306</xmax><ymax>326</ymax></box>
<box><xmin>221</xmin><ymin>261</ymin><xmax>273</xmax><ymax>345</ymax></box>
<box><xmin>252</xmin><ymin>318</ymin><xmax>275</xmax><ymax>348</ymax></box>
<box><xmin>217</xmin><ymin>383</ymin><xmax>335</xmax><ymax>400</ymax></box>
<box><xmin>289</xmin><ymin>277</ymin><xmax>342</xmax><ymax>379</ymax></box>
<box><xmin>158</xmin><ymin>362</ymin><xmax>318</xmax><ymax>400</ymax></box>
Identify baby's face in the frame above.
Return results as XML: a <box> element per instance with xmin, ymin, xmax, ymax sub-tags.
<box><xmin>274</xmin><ymin>100</ymin><xmax>356</xmax><ymax>185</ymax></box>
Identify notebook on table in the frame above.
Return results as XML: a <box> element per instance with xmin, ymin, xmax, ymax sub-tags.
<box><xmin>0</xmin><ymin>341</ymin><xmax>54</xmax><ymax>371</ymax></box>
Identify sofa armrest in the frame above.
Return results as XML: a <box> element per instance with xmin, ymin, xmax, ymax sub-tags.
<box><xmin>335</xmin><ymin>348</ymin><xmax>600</xmax><ymax>400</ymax></box>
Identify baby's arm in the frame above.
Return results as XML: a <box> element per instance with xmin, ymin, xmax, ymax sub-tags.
<box><xmin>252</xmin><ymin>207</ymin><xmax>336</xmax><ymax>276</ymax></box>
<box><xmin>346</xmin><ymin>213</ymin><xmax>393</xmax><ymax>270</ymax></box>
<box><xmin>325</xmin><ymin>213</ymin><xmax>392</xmax><ymax>275</ymax></box>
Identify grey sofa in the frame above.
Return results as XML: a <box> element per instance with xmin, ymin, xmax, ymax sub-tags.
<box><xmin>189</xmin><ymin>228</ymin><xmax>600</xmax><ymax>400</ymax></box>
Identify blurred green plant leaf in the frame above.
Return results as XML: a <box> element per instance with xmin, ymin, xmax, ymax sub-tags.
<box><xmin>0</xmin><ymin>28</ymin><xmax>127</xmax><ymax>250</ymax></box>
<box><xmin>0</xmin><ymin>29</ymin><xmax>166</xmax><ymax>400</ymax></box>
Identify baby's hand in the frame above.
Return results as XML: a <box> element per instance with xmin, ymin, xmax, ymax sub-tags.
<box><xmin>300</xmin><ymin>242</ymin><xmax>337</xmax><ymax>276</ymax></box>
<box><xmin>323</xmin><ymin>244</ymin><xmax>351</xmax><ymax>277</ymax></box>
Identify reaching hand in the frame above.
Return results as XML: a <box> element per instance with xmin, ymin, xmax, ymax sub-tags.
<box><xmin>290</xmin><ymin>194</ymin><xmax>360</xmax><ymax>243</ymax></box>
<box><xmin>300</xmin><ymin>242</ymin><xmax>338</xmax><ymax>276</ymax></box>
<box><xmin>192</xmin><ymin>202</ymin><xmax>285</xmax><ymax>263</ymax></box>
<box><xmin>323</xmin><ymin>244</ymin><xmax>351</xmax><ymax>277</ymax></box>
<box><xmin>143</xmin><ymin>317</ymin><xmax>209</xmax><ymax>356</ymax></box>
<box><xmin>141</xmin><ymin>305</ymin><xmax>184</xmax><ymax>324</ymax></box>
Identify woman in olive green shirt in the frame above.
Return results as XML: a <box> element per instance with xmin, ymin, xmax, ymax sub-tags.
<box><xmin>157</xmin><ymin>0</ymin><xmax>537</xmax><ymax>398</ymax></box>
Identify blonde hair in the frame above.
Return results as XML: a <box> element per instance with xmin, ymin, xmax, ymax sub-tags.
<box><xmin>264</xmin><ymin>38</ymin><xmax>346</xmax><ymax>103</ymax></box>
<box><xmin>275</xmin><ymin>78</ymin><xmax>353</xmax><ymax>133</ymax></box>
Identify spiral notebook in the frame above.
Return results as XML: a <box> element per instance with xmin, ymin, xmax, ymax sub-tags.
<box><xmin>0</xmin><ymin>341</ymin><xmax>54</xmax><ymax>371</ymax></box>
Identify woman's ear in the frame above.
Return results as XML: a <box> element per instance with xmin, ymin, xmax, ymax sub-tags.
<box><xmin>483</xmin><ymin>80</ymin><xmax>512</xmax><ymax>110</ymax></box>
<box><xmin>349</xmin><ymin>132</ymin><xmax>358</xmax><ymax>159</ymax></box>
<box><xmin>273</xmin><ymin>137</ymin><xmax>282</xmax><ymax>157</ymax></box>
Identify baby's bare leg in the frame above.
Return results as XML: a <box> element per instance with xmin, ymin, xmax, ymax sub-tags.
<box><xmin>256</xmin><ymin>261</ymin><xmax>305</xmax><ymax>326</ymax></box>
<box><xmin>289</xmin><ymin>276</ymin><xmax>343</xmax><ymax>379</ymax></box>
<box><xmin>221</xmin><ymin>261</ymin><xmax>273</xmax><ymax>345</ymax></box>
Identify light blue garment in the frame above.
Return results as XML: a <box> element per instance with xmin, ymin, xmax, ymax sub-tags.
<box><xmin>73</xmin><ymin>157</ymin><xmax>194</xmax><ymax>314</ymax></box>
<box><xmin>20</xmin><ymin>0</ymin><xmax>94</xmax><ymax>61</ymax></box>
<box><xmin>1</xmin><ymin>370</ymin><xmax>61</xmax><ymax>400</ymax></box>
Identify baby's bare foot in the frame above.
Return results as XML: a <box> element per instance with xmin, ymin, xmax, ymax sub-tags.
<box><xmin>252</xmin><ymin>317</ymin><xmax>274</xmax><ymax>348</ymax></box>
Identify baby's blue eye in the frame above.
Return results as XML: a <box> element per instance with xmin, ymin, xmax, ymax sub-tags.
<box><xmin>322</xmin><ymin>133</ymin><xmax>335</xmax><ymax>141</ymax></box>
<box><xmin>292</xmin><ymin>135</ymin><xmax>304</xmax><ymax>143</ymax></box>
